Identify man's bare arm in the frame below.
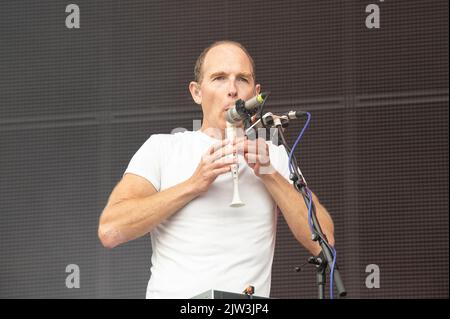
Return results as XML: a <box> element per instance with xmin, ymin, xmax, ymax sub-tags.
<box><xmin>235</xmin><ymin>137</ymin><xmax>334</xmax><ymax>256</ymax></box>
<box><xmin>98</xmin><ymin>173</ymin><xmax>198</xmax><ymax>248</ymax></box>
<box><xmin>260</xmin><ymin>171</ymin><xmax>334</xmax><ymax>256</ymax></box>
<box><xmin>98</xmin><ymin>139</ymin><xmax>236</xmax><ymax>248</ymax></box>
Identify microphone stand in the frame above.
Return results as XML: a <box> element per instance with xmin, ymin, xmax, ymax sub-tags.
<box><xmin>275</xmin><ymin>124</ymin><xmax>347</xmax><ymax>299</ymax></box>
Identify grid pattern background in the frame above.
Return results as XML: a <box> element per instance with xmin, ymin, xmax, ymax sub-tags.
<box><xmin>0</xmin><ymin>0</ymin><xmax>448</xmax><ymax>298</ymax></box>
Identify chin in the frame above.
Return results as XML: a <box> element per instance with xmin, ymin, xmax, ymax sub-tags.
<box><xmin>227</xmin><ymin>121</ymin><xmax>243</xmax><ymax>128</ymax></box>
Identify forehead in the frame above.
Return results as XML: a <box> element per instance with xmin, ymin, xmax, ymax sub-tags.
<box><xmin>202</xmin><ymin>44</ymin><xmax>253</xmax><ymax>76</ymax></box>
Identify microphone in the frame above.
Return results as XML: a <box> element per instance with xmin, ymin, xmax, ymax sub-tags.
<box><xmin>245</xmin><ymin>110</ymin><xmax>307</xmax><ymax>132</ymax></box>
<box><xmin>226</xmin><ymin>92</ymin><xmax>269</xmax><ymax>123</ymax></box>
<box><xmin>283</xmin><ymin>110</ymin><xmax>307</xmax><ymax>119</ymax></box>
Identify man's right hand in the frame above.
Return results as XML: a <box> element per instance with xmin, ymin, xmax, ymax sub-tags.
<box><xmin>188</xmin><ymin>138</ymin><xmax>238</xmax><ymax>194</ymax></box>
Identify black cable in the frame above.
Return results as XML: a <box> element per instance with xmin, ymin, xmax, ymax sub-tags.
<box><xmin>278</xmin><ymin>127</ymin><xmax>336</xmax><ymax>256</ymax></box>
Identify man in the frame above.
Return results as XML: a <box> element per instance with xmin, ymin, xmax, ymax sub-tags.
<box><xmin>98</xmin><ymin>40</ymin><xmax>335</xmax><ymax>298</ymax></box>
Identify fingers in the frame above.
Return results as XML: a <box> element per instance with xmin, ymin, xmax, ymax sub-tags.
<box><xmin>203</xmin><ymin>139</ymin><xmax>230</xmax><ymax>164</ymax></box>
<box><xmin>200</xmin><ymin>137</ymin><xmax>271</xmax><ymax>178</ymax></box>
<box><xmin>206</xmin><ymin>157</ymin><xmax>237</xmax><ymax>179</ymax></box>
<box><xmin>207</xmin><ymin>138</ymin><xmax>230</xmax><ymax>155</ymax></box>
<box><xmin>236</xmin><ymin>138</ymin><xmax>270</xmax><ymax>168</ymax></box>
<box><xmin>244</xmin><ymin>153</ymin><xmax>270</xmax><ymax>165</ymax></box>
<box><xmin>211</xmin><ymin>165</ymin><xmax>233</xmax><ymax>176</ymax></box>
<box><xmin>210</xmin><ymin>144</ymin><xmax>236</xmax><ymax>163</ymax></box>
<box><xmin>203</xmin><ymin>138</ymin><xmax>246</xmax><ymax>164</ymax></box>
<box><xmin>235</xmin><ymin>137</ymin><xmax>268</xmax><ymax>155</ymax></box>
<box><xmin>211</xmin><ymin>156</ymin><xmax>238</xmax><ymax>168</ymax></box>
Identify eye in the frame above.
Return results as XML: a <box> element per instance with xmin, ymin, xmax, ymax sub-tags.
<box><xmin>238</xmin><ymin>77</ymin><xmax>249</xmax><ymax>83</ymax></box>
<box><xmin>214</xmin><ymin>76</ymin><xmax>225</xmax><ymax>81</ymax></box>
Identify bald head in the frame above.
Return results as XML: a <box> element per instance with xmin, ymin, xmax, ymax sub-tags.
<box><xmin>194</xmin><ymin>40</ymin><xmax>256</xmax><ymax>84</ymax></box>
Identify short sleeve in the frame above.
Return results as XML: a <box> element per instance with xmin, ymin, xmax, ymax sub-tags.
<box><xmin>269</xmin><ymin>143</ymin><xmax>295</xmax><ymax>184</ymax></box>
<box><xmin>124</xmin><ymin>135</ymin><xmax>161</xmax><ymax>191</ymax></box>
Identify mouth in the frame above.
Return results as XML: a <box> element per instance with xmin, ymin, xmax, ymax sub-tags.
<box><xmin>224</xmin><ymin>100</ymin><xmax>240</xmax><ymax>111</ymax></box>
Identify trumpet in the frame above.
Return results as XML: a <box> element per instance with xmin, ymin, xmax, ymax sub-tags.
<box><xmin>225</xmin><ymin>121</ymin><xmax>245</xmax><ymax>207</ymax></box>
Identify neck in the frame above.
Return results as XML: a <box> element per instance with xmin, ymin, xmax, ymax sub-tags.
<box><xmin>199</xmin><ymin>123</ymin><xmax>225</xmax><ymax>140</ymax></box>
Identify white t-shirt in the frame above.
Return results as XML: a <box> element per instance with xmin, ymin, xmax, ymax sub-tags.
<box><xmin>124</xmin><ymin>130</ymin><xmax>292</xmax><ymax>299</ymax></box>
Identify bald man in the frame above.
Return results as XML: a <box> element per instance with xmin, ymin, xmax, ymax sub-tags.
<box><xmin>98</xmin><ymin>41</ymin><xmax>334</xmax><ymax>299</ymax></box>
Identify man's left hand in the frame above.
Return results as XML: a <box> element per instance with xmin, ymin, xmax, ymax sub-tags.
<box><xmin>235</xmin><ymin>137</ymin><xmax>275</xmax><ymax>177</ymax></box>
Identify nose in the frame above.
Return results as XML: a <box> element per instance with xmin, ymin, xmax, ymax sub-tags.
<box><xmin>227</xmin><ymin>81</ymin><xmax>238</xmax><ymax>99</ymax></box>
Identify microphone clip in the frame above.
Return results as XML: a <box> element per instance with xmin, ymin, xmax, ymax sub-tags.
<box><xmin>235</xmin><ymin>98</ymin><xmax>258</xmax><ymax>120</ymax></box>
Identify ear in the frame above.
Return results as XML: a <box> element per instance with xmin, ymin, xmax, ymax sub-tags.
<box><xmin>255</xmin><ymin>83</ymin><xmax>261</xmax><ymax>95</ymax></box>
<box><xmin>189</xmin><ymin>81</ymin><xmax>202</xmax><ymax>105</ymax></box>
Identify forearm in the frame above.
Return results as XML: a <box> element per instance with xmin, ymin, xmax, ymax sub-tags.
<box><xmin>99</xmin><ymin>179</ymin><xmax>198</xmax><ymax>248</ymax></box>
<box><xmin>260</xmin><ymin>170</ymin><xmax>335</xmax><ymax>256</ymax></box>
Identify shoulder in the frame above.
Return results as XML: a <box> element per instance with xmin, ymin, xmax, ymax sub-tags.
<box><xmin>139</xmin><ymin>131</ymin><xmax>201</xmax><ymax>151</ymax></box>
<box><xmin>267</xmin><ymin>140</ymin><xmax>288</xmax><ymax>155</ymax></box>
<box><xmin>143</xmin><ymin>130</ymin><xmax>198</xmax><ymax>144</ymax></box>
<box><xmin>267</xmin><ymin>140</ymin><xmax>290</xmax><ymax>172</ymax></box>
